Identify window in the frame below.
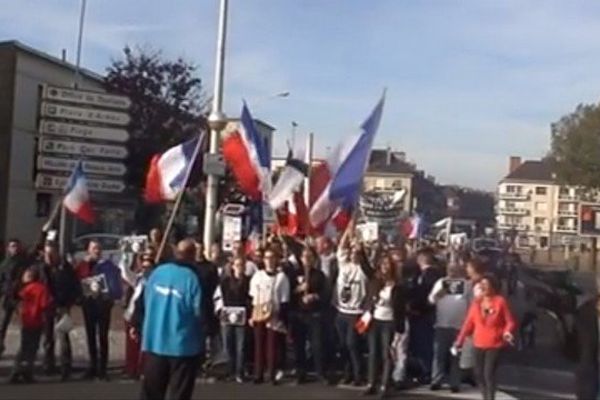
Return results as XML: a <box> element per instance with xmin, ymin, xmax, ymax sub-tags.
<box><xmin>535</xmin><ymin>202</ymin><xmax>547</xmax><ymax>212</ymax></box>
<box><xmin>506</xmin><ymin>185</ymin><xmax>521</xmax><ymax>193</ymax></box>
<box><xmin>535</xmin><ymin>187</ymin><xmax>547</xmax><ymax>195</ymax></box>
<box><xmin>559</xmin><ymin>187</ymin><xmax>570</xmax><ymax>196</ymax></box>
<box><xmin>534</xmin><ymin>217</ymin><xmax>546</xmax><ymax>225</ymax></box>
<box><xmin>505</xmin><ymin>201</ymin><xmax>516</xmax><ymax>209</ymax></box>
<box><xmin>505</xmin><ymin>216</ymin><xmax>522</xmax><ymax>225</ymax></box>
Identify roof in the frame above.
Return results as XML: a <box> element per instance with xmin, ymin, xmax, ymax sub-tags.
<box><xmin>502</xmin><ymin>160</ymin><xmax>555</xmax><ymax>183</ymax></box>
<box><xmin>366</xmin><ymin>149</ymin><xmax>415</xmax><ymax>175</ymax></box>
<box><xmin>0</xmin><ymin>40</ymin><xmax>103</xmax><ymax>82</ymax></box>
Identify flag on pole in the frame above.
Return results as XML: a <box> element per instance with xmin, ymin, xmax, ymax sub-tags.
<box><xmin>222</xmin><ymin>103</ymin><xmax>271</xmax><ymax>201</ymax></box>
<box><xmin>63</xmin><ymin>161</ymin><xmax>95</xmax><ymax>224</ymax></box>
<box><xmin>144</xmin><ymin>132</ymin><xmax>206</xmax><ymax>203</ymax></box>
<box><xmin>310</xmin><ymin>93</ymin><xmax>386</xmax><ymax>229</ymax></box>
<box><xmin>269</xmin><ymin>145</ymin><xmax>308</xmax><ymax>210</ymax></box>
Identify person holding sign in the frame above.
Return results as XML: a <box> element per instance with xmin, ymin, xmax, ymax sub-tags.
<box><xmin>454</xmin><ymin>274</ymin><xmax>516</xmax><ymax>400</ymax></box>
<box><xmin>428</xmin><ymin>263</ymin><xmax>469</xmax><ymax>393</ymax></box>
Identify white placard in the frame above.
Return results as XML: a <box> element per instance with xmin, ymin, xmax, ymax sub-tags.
<box><xmin>35</xmin><ymin>173</ymin><xmax>125</xmax><ymax>193</ymax></box>
<box><xmin>37</xmin><ymin>155</ymin><xmax>126</xmax><ymax>177</ymax></box>
<box><xmin>39</xmin><ymin>119</ymin><xmax>129</xmax><ymax>142</ymax></box>
<box><xmin>222</xmin><ymin>214</ymin><xmax>243</xmax><ymax>252</ymax></box>
<box><xmin>40</xmin><ymin>102</ymin><xmax>131</xmax><ymax>126</ymax></box>
<box><xmin>39</xmin><ymin>138</ymin><xmax>128</xmax><ymax>159</ymax></box>
<box><xmin>43</xmin><ymin>85</ymin><xmax>131</xmax><ymax>110</ymax></box>
<box><xmin>357</xmin><ymin>221</ymin><xmax>379</xmax><ymax>242</ymax></box>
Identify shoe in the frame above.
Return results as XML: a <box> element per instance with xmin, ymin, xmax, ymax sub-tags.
<box><xmin>378</xmin><ymin>386</ymin><xmax>388</xmax><ymax>399</ymax></box>
<box><xmin>341</xmin><ymin>374</ymin><xmax>353</xmax><ymax>385</ymax></box>
<box><xmin>353</xmin><ymin>379</ymin><xmax>363</xmax><ymax>387</ymax></box>
<box><xmin>363</xmin><ymin>385</ymin><xmax>376</xmax><ymax>396</ymax></box>
<box><xmin>394</xmin><ymin>381</ymin><xmax>409</xmax><ymax>391</ymax></box>
<box><xmin>97</xmin><ymin>372</ymin><xmax>110</xmax><ymax>382</ymax></box>
<box><xmin>450</xmin><ymin>386</ymin><xmax>460</xmax><ymax>393</ymax></box>
<box><xmin>418</xmin><ymin>376</ymin><xmax>431</xmax><ymax>385</ymax></box>
<box><xmin>235</xmin><ymin>376</ymin><xmax>244</xmax><ymax>384</ymax></box>
<box><xmin>8</xmin><ymin>373</ymin><xmax>21</xmax><ymax>384</ymax></box>
<box><xmin>294</xmin><ymin>376</ymin><xmax>307</xmax><ymax>385</ymax></box>
<box><xmin>430</xmin><ymin>383</ymin><xmax>442</xmax><ymax>391</ymax></box>
<box><xmin>316</xmin><ymin>375</ymin><xmax>330</xmax><ymax>385</ymax></box>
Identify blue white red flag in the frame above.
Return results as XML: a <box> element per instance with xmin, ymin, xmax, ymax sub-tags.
<box><xmin>63</xmin><ymin>161</ymin><xmax>95</xmax><ymax>224</ymax></box>
<box><xmin>310</xmin><ymin>93</ymin><xmax>386</xmax><ymax>230</ymax></box>
<box><xmin>144</xmin><ymin>132</ymin><xmax>206</xmax><ymax>203</ymax></box>
<box><xmin>222</xmin><ymin>103</ymin><xmax>271</xmax><ymax>201</ymax></box>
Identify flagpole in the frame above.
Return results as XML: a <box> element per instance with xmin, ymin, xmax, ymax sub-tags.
<box><xmin>155</xmin><ymin>132</ymin><xmax>206</xmax><ymax>263</ymax></box>
<box><xmin>304</xmin><ymin>132</ymin><xmax>313</xmax><ymax>207</ymax></box>
<box><xmin>203</xmin><ymin>0</ymin><xmax>229</xmax><ymax>255</ymax></box>
<box><xmin>74</xmin><ymin>0</ymin><xmax>87</xmax><ymax>88</ymax></box>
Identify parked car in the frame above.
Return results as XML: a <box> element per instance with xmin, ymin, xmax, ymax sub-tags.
<box><xmin>71</xmin><ymin>233</ymin><xmax>124</xmax><ymax>264</ymax></box>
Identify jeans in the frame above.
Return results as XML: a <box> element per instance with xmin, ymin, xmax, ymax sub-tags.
<box><xmin>335</xmin><ymin>313</ymin><xmax>362</xmax><ymax>382</ymax></box>
<box><xmin>474</xmin><ymin>348</ymin><xmax>501</xmax><ymax>400</ymax></box>
<box><xmin>290</xmin><ymin>312</ymin><xmax>325</xmax><ymax>379</ymax></box>
<box><xmin>0</xmin><ymin>304</ymin><xmax>15</xmax><ymax>348</ymax></box>
<box><xmin>431</xmin><ymin>327</ymin><xmax>460</xmax><ymax>388</ymax></box>
<box><xmin>367</xmin><ymin>320</ymin><xmax>394</xmax><ymax>387</ymax></box>
<box><xmin>391</xmin><ymin>322</ymin><xmax>409</xmax><ymax>383</ymax></box>
<box><xmin>409</xmin><ymin>314</ymin><xmax>435</xmax><ymax>379</ymax></box>
<box><xmin>82</xmin><ymin>297</ymin><xmax>113</xmax><ymax>375</ymax></box>
<box><xmin>222</xmin><ymin>324</ymin><xmax>246</xmax><ymax>378</ymax></box>
<box><xmin>253</xmin><ymin>322</ymin><xmax>284</xmax><ymax>381</ymax></box>
<box><xmin>13</xmin><ymin>327</ymin><xmax>42</xmax><ymax>378</ymax></box>
<box><xmin>140</xmin><ymin>353</ymin><xmax>199</xmax><ymax>400</ymax></box>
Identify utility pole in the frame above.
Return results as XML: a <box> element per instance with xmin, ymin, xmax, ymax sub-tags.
<box><xmin>203</xmin><ymin>0</ymin><xmax>229</xmax><ymax>254</ymax></box>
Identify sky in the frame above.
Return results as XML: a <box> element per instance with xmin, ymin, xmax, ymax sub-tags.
<box><xmin>3</xmin><ymin>0</ymin><xmax>600</xmax><ymax>190</ymax></box>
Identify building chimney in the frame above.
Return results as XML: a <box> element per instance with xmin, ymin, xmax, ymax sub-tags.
<box><xmin>386</xmin><ymin>146</ymin><xmax>392</xmax><ymax>166</ymax></box>
<box><xmin>61</xmin><ymin>49</ymin><xmax>67</xmax><ymax>62</ymax></box>
<box><xmin>509</xmin><ymin>156</ymin><xmax>521</xmax><ymax>174</ymax></box>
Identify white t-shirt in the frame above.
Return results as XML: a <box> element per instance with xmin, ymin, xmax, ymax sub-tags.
<box><xmin>429</xmin><ymin>278</ymin><xmax>468</xmax><ymax>329</ymax></box>
<box><xmin>373</xmin><ymin>284</ymin><xmax>394</xmax><ymax>321</ymax></box>
<box><xmin>334</xmin><ymin>248</ymin><xmax>368</xmax><ymax>315</ymax></box>
<box><xmin>249</xmin><ymin>270</ymin><xmax>290</xmax><ymax>331</ymax></box>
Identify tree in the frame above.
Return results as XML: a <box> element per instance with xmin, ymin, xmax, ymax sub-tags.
<box><xmin>105</xmin><ymin>45</ymin><xmax>208</xmax><ymax>189</ymax></box>
<box><xmin>105</xmin><ymin>46</ymin><xmax>208</xmax><ymax>230</ymax></box>
<box><xmin>549</xmin><ymin>102</ymin><xmax>600</xmax><ymax>188</ymax></box>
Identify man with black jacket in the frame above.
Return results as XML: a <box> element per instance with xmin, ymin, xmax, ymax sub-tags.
<box><xmin>408</xmin><ymin>247</ymin><xmax>443</xmax><ymax>384</ymax></box>
<box><xmin>287</xmin><ymin>246</ymin><xmax>329</xmax><ymax>384</ymax></box>
<box><xmin>195</xmin><ymin>241</ymin><xmax>221</xmax><ymax>373</ymax></box>
<box><xmin>37</xmin><ymin>242</ymin><xmax>80</xmax><ymax>380</ymax></box>
<box><xmin>0</xmin><ymin>239</ymin><xmax>29</xmax><ymax>356</ymax></box>
<box><xmin>316</xmin><ymin>236</ymin><xmax>339</xmax><ymax>373</ymax></box>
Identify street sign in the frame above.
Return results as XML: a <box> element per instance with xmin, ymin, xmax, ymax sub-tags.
<box><xmin>43</xmin><ymin>85</ymin><xmax>131</xmax><ymax>110</ymax></box>
<box><xmin>39</xmin><ymin>138</ymin><xmax>128</xmax><ymax>159</ymax></box>
<box><xmin>39</xmin><ymin>119</ymin><xmax>129</xmax><ymax>142</ymax></box>
<box><xmin>579</xmin><ymin>202</ymin><xmax>600</xmax><ymax>237</ymax></box>
<box><xmin>40</xmin><ymin>102</ymin><xmax>131</xmax><ymax>126</ymax></box>
<box><xmin>35</xmin><ymin>173</ymin><xmax>125</xmax><ymax>193</ymax></box>
<box><xmin>37</xmin><ymin>155</ymin><xmax>126</xmax><ymax>177</ymax></box>
<box><xmin>222</xmin><ymin>214</ymin><xmax>243</xmax><ymax>252</ymax></box>
<box><xmin>203</xmin><ymin>153</ymin><xmax>226</xmax><ymax>176</ymax></box>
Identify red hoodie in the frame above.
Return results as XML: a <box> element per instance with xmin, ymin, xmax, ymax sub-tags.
<box><xmin>19</xmin><ymin>282</ymin><xmax>52</xmax><ymax>329</ymax></box>
<box><xmin>456</xmin><ymin>295</ymin><xmax>516</xmax><ymax>349</ymax></box>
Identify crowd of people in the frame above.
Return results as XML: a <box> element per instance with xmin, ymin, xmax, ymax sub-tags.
<box><xmin>0</xmin><ymin>221</ymin><xmax>521</xmax><ymax>400</ymax></box>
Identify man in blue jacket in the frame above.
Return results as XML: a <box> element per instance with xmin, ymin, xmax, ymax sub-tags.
<box><xmin>139</xmin><ymin>239</ymin><xmax>203</xmax><ymax>400</ymax></box>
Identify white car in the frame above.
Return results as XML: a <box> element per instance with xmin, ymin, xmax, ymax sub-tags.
<box><xmin>71</xmin><ymin>234</ymin><xmax>124</xmax><ymax>264</ymax></box>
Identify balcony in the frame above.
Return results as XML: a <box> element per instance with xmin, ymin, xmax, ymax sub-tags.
<box><xmin>498</xmin><ymin>223</ymin><xmax>529</xmax><ymax>231</ymax></box>
<box><xmin>498</xmin><ymin>208</ymin><xmax>529</xmax><ymax>216</ymax></box>
<box><xmin>499</xmin><ymin>192</ymin><xmax>529</xmax><ymax>201</ymax></box>
<box><xmin>555</xmin><ymin>225</ymin><xmax>577</xmax><ymax>233</ymax></box>
<box><xmin>558</xmin><ymin>193</ymin><xmax>578</xmax><ymax>201</ymax></box>
<box><xmin>557</xmin><ymin>209</ymin><xmax>577</xmax><ymax>217</ymax></box>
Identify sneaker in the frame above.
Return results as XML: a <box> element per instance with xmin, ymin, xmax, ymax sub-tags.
<box><xmin>362</xmin><ymin>385</ymin><xmax>376</xmax><ymax>396</ymax></box>
<box><xmin>275</xmin><ymin>370</ymin><xmax>284</xmax><ymax>382</ymax></box>
<box><xmin>450</xmin><ymin>386</ymin><xmax>460</xmax><ymax>393</ymax></box>
<box><xmin>235</xmin><ymin>376</ymin><xmax>244</xmax><ymax>384</ymax></box>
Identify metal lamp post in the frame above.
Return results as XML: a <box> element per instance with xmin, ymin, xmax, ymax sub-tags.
<box><xmin>203</xmin><ymin>0</ymin><xmax>229</xmax><ymax>253</ymax></box>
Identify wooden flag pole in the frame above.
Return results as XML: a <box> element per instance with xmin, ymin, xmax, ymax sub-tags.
<box><xmin>155</xmin><ymin>132</ymin><xmax>206</xmax><ymax>264</ymax></box>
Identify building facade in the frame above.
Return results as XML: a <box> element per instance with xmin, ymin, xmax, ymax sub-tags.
<box><xmin>496</xmin><ymin>156</ymin><xmax>584</xmax><ymax>248</ymax></box>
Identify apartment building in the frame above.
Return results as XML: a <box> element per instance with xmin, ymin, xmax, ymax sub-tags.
<box><xmin>497</xmin><ymin>156</ymin><xmax>583</xmax><ymax>248</ymax></box>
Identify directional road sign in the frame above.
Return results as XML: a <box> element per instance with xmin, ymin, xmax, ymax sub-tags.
<box><xmin>39</xmin><ymin>119</ymin><xmax>129</xmax><ymax>142</ymax></box>
<box><xmin>35</xmin><ymin>173</ymin><xmax>126</xmax><ymax>193</ymax></box>
<box><xmin>37</xmin><ymin>155</ymin><xmax>126</xmax><ymax>177</ymax></box>
<box><xmin>42</xmin><ymin>85</ymin><xmax>131</xmax><ymax>110</ymax></box>
<box><xmin>39</xmin><ymin>138</ymin><xmax>128</xmax><ymax>159</ymax></box>
<box><xmin>40</xmin><ymin>102</ymin><xmax>131</xmax><ymax>126</ymax></box>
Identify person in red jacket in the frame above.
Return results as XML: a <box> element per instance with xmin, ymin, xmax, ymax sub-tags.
<box><xmin>454</xmin><ymin>274</ymin><xmax>516</xmax><ymax>400</ymax></box>
<box><xmin>9</xmin><ymin>267</ymin><xmax>52</xmax><ymax>384</ymax></box>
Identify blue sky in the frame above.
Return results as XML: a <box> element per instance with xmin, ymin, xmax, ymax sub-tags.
<box><xmin>3</xmin><ymin>1</ymin><xmax>600</xmax><ymax>190</ymax></box>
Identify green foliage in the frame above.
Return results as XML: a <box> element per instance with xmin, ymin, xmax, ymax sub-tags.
<box><xmin>550</xmin><ymin>102</ymin><xmax>600</xmax><ymax>188</ymax></box>
<box><xmin>105</xmin><ymin>46</ymin><xmax>208</xmax><ymax>189</ymax></box>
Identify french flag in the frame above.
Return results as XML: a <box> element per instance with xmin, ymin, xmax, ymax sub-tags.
<box><xmin>222</xmin><ymin>103</ymin><xmax>271</xmax><ymax>201</ymax></box>
<box><xmin>310</xmin><ymin>93</ymin><xmax>386</xmax><ymax>231</ymax></box>
<box><xmin>63</xmin><ymin>161</ymin><xmax>95</xmax><ymax>224</ymax></box>
<box><xmin>144</xmin><ymin>132</ymin><xmax>206</xmax><ymax>203</ymax></box>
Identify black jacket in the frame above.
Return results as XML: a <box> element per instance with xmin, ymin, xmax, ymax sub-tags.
<box><xmin>0</xmin><ymin>254</ymin><xmax>30</xmax><ymax>307</ymax></box>
<box><xmin>408</xmin><ymin>266</ymin><xmax>444</xmax><ymax>317</ymax></box>
<box><xmin>197</xmin><ymin>259</ymin><xmax>220</xmax><ymax>336</ymax></box>
<box><xmin>365</xmin><ymin>280</ymin><xmax>407</xmax><ymax>334</ymax></box>
<box><xmin>37</xmin><ymin>260</ymin><xmax>81</xmax><ymax>308</ymax></box>
<box><xmin>574</xmin><ymin>299</ymin><xmax>599</xmax><ymax>400</ymax></box>
<box><xmin>219</xmin><ymin>274</ymin><xmax>250</xmax><ymax>310</ymax></box>
<box><xmin>286</xmin><ymin>265</ymin><xmax>328</xmax><ymax>314</ymax></box>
